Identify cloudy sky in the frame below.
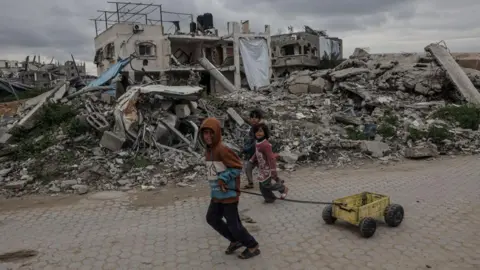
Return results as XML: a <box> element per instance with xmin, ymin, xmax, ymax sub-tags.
<box><xmin>1</xmin><ymin>0</ymin><xmax>479</xmax><ymax>75</ymax></box>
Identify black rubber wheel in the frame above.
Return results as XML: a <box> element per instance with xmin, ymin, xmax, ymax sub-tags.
<box><xmin>322</xmin><ymin>205</ymin><xmax>337</xmax><ymax>224</ymax></box>
<box><xmin>384</xmin><ymin>204</ymin><xmax>404</xmax><ymax>227</ymax></box>
<box><xmin>359</xmin><ymin>217</ymin><xmax>376</xmax><ymax>238</ymax></box>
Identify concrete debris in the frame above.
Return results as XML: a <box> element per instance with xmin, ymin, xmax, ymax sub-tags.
<box><xmin>0</xmin><ymin>41</ymin><xmax>480</xmax><ymax>197</ymax></box>
<box><xmin>404</xmin><ymin>143</ymin><xmax>439</xmax><ymax>159</ymax></box>
<box><xmin>425</xmin><ymin>43</ymin><xmax>480</xmax><ymax>105</ymax></box>
<box><xmin>226</xmin><ymin>107</ymin><xmax>245</xmax><ymax>126</ymax></box>
<box><xmin>360</xmin><ymin>141</ymin><xmax>390</xmax><ymax>158</ymax></box>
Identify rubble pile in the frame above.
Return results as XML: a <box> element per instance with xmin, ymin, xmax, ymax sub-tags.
<box><xmin>246</xmin><ymin>44</ymin><xmax>480</xmax><ymax>162</ymax></box>
<box><xmin>1</xmin><ymin>43</ymin><xmax>480</xmax><ymax>197</ymax></box>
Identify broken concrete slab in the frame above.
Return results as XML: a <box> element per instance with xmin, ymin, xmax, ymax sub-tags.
<box><xmin>226</xmin><ymin>108</ymin><xmax>245</xmax><ymax>126</ymax></box>
<box><xmin>404</xmin><ymin>144</ymin><xmax>439</xmax><ymax>159</ymax></box>
<box><xmin>100</xmin><ymin>131</ymin><xmax>126</xmax><ymax>151</ymax></box>
<box><xmin>5</xmin><ymin>180</ymin><xmax>27</xmax><ymax>189</ymax></box>
<box><xmin>288</xmin><ymin>84</ymin><xmax>309</xmax><ymax>94</ymax></box>
<box><xmin>294</xmin><ymin>76</ymin><xmax>313</xmax><ymax>84</ymax></box>
<box><xmin>60</xmin><ymin>180</ymin><xmax>78</xmax><ymax>189</ymax></box>
<box><xmin>175</xmin><ymin>104</ymin><xmax>191</xmax><ymax>118</ymax></box>
<box><xmin>72</xmin><ymin>184</ymin><xmax>89</xmax><ymax>194</ymax></box>
<box><xmin>330</xmin><ymin>68</ymin><xmax>370</xmax><ymax>81</ymax></box>
<box><xmin>22</xmin><ymin>89</ymin><xmax>55</xmax><ymax>110</ymax></box>
<box><xmin>52</xmin><ymin>84</ymin><xmax>68</xmax><ymax>102</ymax></box>
<box><xmin>308</xmin><ymin>77</ymin><xmax>332</xmax><ymax>93</ymax></box>
<box><xmin>425</xmin><ymin>43</ymin><xmax>480</xmax><ymax>105</ymax></box>
<box><xmin>279</xmin><ymin>151</ymin><xmax>299</xmax><ymax>163</ymax></box>
<box><xmin>14</xmin><ymin>82</ymin><xmax>67</xmax><ymax>130</ymax></box>
<box><xmin>334</xmin><ymin>113</ymin><xmax>362</xmax><ymax>126</ymax></box>
<box><xmin>360</xmin><ymin>141</ymin><xmax>390</xmax><ymax>158</ymax></box>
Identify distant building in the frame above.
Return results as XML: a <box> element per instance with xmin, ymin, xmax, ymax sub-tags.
<box><xmin>92</xmin><ymin>2</ymin><xmax>272</xmax><ymax>93</ymax></box>
<box><xmin>271</xmin><ymin>29</ymin><xmax>343</xmax><ymax>77</ymax></box>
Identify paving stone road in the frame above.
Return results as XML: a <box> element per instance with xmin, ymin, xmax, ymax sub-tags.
<box><xmin>0</xmin><ymin>156</ymin><xmax>479</xmax><ymax>270</ymax></box>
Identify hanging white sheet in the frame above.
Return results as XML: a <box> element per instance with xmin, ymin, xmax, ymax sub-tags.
<box><xmin>238</xmin><ymin>38</ymin><xmax>270</xmax><ymax>90</ymax></box>
<box><xmin>319</xmin><ymin>36</ymin><xmax>332</xmax><ymax>59</ymax></box>
<box><xmin>331</xmin><ymin>40</ymin><xmax>341</xmax><ymax>57</ymax></box>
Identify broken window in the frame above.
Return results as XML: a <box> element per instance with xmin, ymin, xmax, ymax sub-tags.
<box><xmin>138</xmin><ymin>42</ymin><xmax>156</xmax><ymax>57</ymax></box>
<box><xmin>304</xmin><ymin>45</ymin><xmax>310</xmax><ymax>55</ymax></box>
<box><xmin>282</xmin><ymin>45</ymin><xmax>295</xmax><ymax>56</ymax></box>
<box><xmin>104</xmin><ymin>43</ymin><xmax>115</xmax><ymax>59</ymax></box>
<box><xmin>94</xmin><ymin>48</ymin><xmax>104</xmax><ymax>65</ymax></box>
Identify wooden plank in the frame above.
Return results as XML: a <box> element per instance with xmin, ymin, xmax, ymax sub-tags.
<box><xmin>425</xmin><ymin>43</ymin><xmax>480</xmax><ymax>105</ymax></box>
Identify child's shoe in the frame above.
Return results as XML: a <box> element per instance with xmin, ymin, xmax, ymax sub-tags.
<box><xmin>280</xmin><ymin>187</ymin><xmax>289</xmax><ymax>200</ymax></box>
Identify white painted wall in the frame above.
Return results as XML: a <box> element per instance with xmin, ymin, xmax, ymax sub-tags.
<box><xmin>94</xmin><ymin>23</ymin><xmax>170</xmax><ymax>77</ymax></box>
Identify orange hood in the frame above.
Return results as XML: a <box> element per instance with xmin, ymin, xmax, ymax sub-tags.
<box><xmin>200</xmin><ymin>117</ymin><xmax>222</xmax><ymax>147</ymax></box>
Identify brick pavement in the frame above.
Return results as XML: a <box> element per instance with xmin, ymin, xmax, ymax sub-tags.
<box><xmin>0</xmin><ymin>156</ymin><xmax>479</xmax><ymax>270</ymax></box>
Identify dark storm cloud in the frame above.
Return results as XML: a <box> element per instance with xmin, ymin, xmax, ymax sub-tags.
<box><xmin>0</xmin><ymin>0</ymin><xmax>478</xmax><ymax>66</ymax></box>
<box><xmin>218</xmin><ymin>0</ymin><xmax>418</xmax><ymax>18</ymax></box>
<box><xmin>0</xmin><ymin>0</ymin><xmax>201</xmax><ymax>62</ymax></box>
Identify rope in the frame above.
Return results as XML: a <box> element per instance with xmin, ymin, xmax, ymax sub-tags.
<box><xmin>227</xmin><ymin>188</ymin><xmax>344</xmax><ymax>206</ymax></box>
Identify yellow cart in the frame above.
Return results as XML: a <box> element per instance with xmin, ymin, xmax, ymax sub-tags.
<box><xmin>322</xmin><ymin>192</ymin><xmax>404</xmax><ymax>238</ymax></box>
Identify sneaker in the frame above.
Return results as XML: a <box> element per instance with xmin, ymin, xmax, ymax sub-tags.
<box><xmin>243</xmin><ymin>183</ymin><xmax>254</xmax><ymax>189</ymax></box>
<box><xmin>280</xmin><ymin>187</ymin><xmax>289</xmax><ymax>200</ymax></box>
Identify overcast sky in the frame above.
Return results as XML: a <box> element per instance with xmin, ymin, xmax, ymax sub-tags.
<box><xmin>1</xmin><ymin>0</ymin><xmax>479</xmax><ymax>75</ymax></box>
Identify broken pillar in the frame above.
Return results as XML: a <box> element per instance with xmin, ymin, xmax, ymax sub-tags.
<box><xmin>14</xmin><ymin>82</ymin><xmax>67</xmax><ymax>130</ymax></box>
<box><xmin>100</xmin><ymin>131</ymin><xmax>126</xmax><ymax>151</ymax></box>
<box><xmin>175</xmin><ymin>104</ymin><xmax>191</xmax><ymax>118</ymax></box>
<box><xmin>198</xmin><ymin>57</ymin><xmax>236</xmax><ymax>93</ymax></box>
<box><xmin>425</xmin><ymin>43</ymin><xmax>480</xmax><ymax>105</ymax></box>
<box><xmin>226</xmin><ymin>108</ymin><xmax>245</xmax><ymax>126</ymax></box>
<box><xmin>52</xmin><ymin>84</ymin><xmax>68</xmax><ymax>102</ymax></box>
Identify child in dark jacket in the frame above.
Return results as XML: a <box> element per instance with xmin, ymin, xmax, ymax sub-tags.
<box><xmin>201</xmin><ymin>117</ymin><xmax>261</xmax><ymax>259</ymax></box>
<box><xmin>242</xmin><ymin>109</ymin><xmax>264</xmax><ymax>189</ymax></box>
<box><xmin>249</xmin><ymin>123</ymin><xmax>288</xmax><ymax>203</ymax></box>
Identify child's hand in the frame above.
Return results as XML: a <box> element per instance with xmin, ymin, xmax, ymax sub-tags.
<box><xmin>218</xmin><ymin>180</ymin><xmax>227</xmax><ymax>192</ymax></box>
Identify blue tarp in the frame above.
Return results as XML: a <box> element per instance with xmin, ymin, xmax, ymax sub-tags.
<box><xmin>87</xmin><ymin>57</ymin><xmax>131</xmax><ymax>91</ymax></box>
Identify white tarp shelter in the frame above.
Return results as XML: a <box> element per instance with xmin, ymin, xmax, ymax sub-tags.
<box><xmin>239</xmin><ymin>38</ymin><xmax>270</xmax><ymax>90</ymax></box>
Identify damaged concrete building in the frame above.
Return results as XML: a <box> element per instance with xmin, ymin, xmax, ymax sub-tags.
<box><xmin>92</xmin><ymin>2</ymin><xmax>272</xmax><ymax>94</ymax></box>
<box><xmin>271</xmin><ymin>26</ymin><xmax>343</xmax><ymax>77</ymax></box>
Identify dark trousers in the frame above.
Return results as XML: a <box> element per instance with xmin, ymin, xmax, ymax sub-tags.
<box><xmin>259</xmin><ymin>178</ymin><xmax>286</xmax><ymax>202</ymax></box>
<box><xmin>206</xmin><ymin>201</ymin><xmax>258</xmax><ymax>248</ymax></box>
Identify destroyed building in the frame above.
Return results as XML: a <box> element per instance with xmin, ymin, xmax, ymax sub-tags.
<box><xmin>271</xmin><ymin>26</ymin><xmax>343</xmax><ymax>77</ymax></box>
<box><xmin>92</xmin><ymin>2</ymin><xmax>272</xmax><ymax>93</ymax></box>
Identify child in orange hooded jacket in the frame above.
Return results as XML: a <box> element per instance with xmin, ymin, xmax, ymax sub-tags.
<box><xmin>200</xmin><ymin>117</ymin><xmax>261</xmax><ymax>259</ymax></box>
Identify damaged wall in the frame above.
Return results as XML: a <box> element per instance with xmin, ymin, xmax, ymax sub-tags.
<box><xmin>271</xmin><ymin>31</ymin><xmax>343</xmax><ymax>76</ymax></box>
<box><xmin>94</xmin><ymin>23</ymin><xmax>170</xmax><ymax>79</ymax></box>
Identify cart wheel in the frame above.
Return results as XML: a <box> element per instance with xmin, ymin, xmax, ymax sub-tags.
<box><xmin>384</xmin><ymin>204</ymin><xmax>404</xmax><ymax>227</ymax></box>
<box><xmin>322</xmin><ymin>205</ymin><xmax>337</xmax><ymax>224</ymax></box>
<box><xmin>359</xmin><ymin>217</ymin><xmax>376</xmax><ymax>238</ymax></box>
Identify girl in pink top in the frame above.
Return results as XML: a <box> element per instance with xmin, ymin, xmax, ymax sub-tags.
<box><xmin>249</xmin><ymin>123</ymin><xmax>288</xmax><ymax>203</ymax></box>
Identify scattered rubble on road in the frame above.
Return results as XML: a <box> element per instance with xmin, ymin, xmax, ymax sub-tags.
<box><xmin>0</xmin><ymin>42</ymin><xmax>480</xmax><ymax>197</ymax></box>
